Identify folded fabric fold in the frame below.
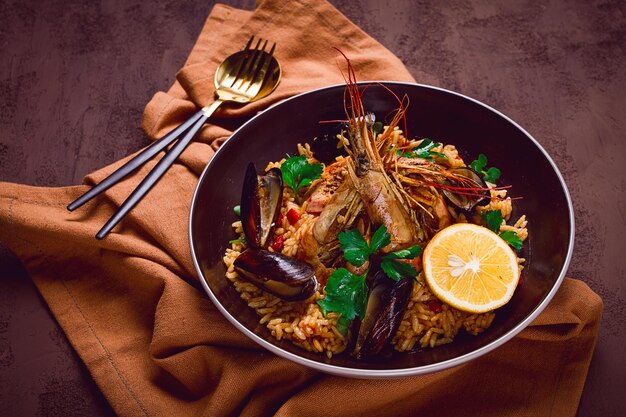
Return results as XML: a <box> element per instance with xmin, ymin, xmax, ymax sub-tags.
<box><xmin>0</xmin><ymin>1</ymin><xmax>602</xmax><ymax>416</ymax></box>
<box><xmin>143</xmin><ymin>0</ymin><xmax>414</xmax><ymax>146</ymax></box>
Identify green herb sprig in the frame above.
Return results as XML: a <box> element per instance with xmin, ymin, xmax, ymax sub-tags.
<box><xmin>337</xmin><ymin>226</ymin><xmax>390</xmax><ymax>267</ymax></box>
<box><xmin>399</xmin><ymin>138</ymin><xmax>446</xmax><ymax>161</ymax></box>
<box><xmin>469</xmin><ymin>153</ymin><xmax>501</xmax><ymax>183</ymax></box>
<box><xmin>317</xmin><ymin>268</ymin><xmax>368</xmax><ymax>333</ymax></box>
<box><xmin>482</xmin><ymin>210</ymin><xmax>523</xmax><ymax>250</ymax></box>
<box><xmin>338</xmin><ymin>224</ymin><xmax>421</xmax><ymax>280</ymax></box>
<box><xmin>498</xmin><ymin>231</ymin><xmax>523</xmax><ymax>250</ymax></box>
<box><xmin>380</xmin><ymin>244</ymin><xmax>422</xmax><ymax>281</ymax></box>
<box><xmin>280</xmin><ymin>155</ymin><xmax>323</xmax><ymax>196</ymax></box>
<box><xmin>483</xmin><ymin>210</ymin><xmax>503</xmax><ymax>232</ymax></box>
<box><xmin>318</xmin><ymin>225</ymin><xmax>422</xmax><ymax>334</ymax></box>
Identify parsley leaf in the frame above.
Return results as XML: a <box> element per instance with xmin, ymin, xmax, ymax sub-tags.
<box><xmin>401</xmin><ymin>138</ymin><xmax>446</xmax><ymax>161</ymax></box>
<box><xmin>233</xmin><ymin>205</ymin><xmax>241</xmax><ymax>217</ymax></box>
<box><xmin>336</xmin><ymin>315</ymin><xmax>351</xmax><ymax>335</ymax></box>
<box><xmin>382</xmin><ymin>244</ymin><xmax>422</xmax><ymax>260</ymax></box>
<box><xmin>370</xmin><ymin>225</ymin><xmax>392</xmax><ymax>253</ymax></box>
<box><xmin>229</xmin><ymin>237</ymin><xmax>246</xmax><ymax>245</ymax></box>
<box><xmin>415</xmin><ymin>138</ymin><xmax>436</xmax><ymax>151</ymax></box>
<box><xmin>381</xmin><ymin>259</ymin><xmax>417</xmax><ymax>281</ymax></box>
<box><xmin>469</xmin><ymin>153</ymin><xmax>501</xmax><ymax>184</ymax></box>
<box><xmin>482</xmin><ymin>210</ymin><xmax>523</xmax><ymax>250</ymax></box>
<box><xmin>338</xmin><ymin>225</ymin><xmax>421</xmax><ymax>281</ymax></box>
<box><xmin>484</xmin><ymin>167</ymin><xmax>501</xmax><ymax>183</ymax></box>
<box><xmin>469</xmin><ymin>153</ymin><xmax>488</xmax><ymax>173</ymax></box>
<box><xmin>499</xmin><ymin>231</ymin><xmax>523</xmax><ymax>250</ymax></box>
<box><xmin>338</xmin><ymin>225</ymin><xmax>391</xmax><ymax>267</ymax></box>
<box><xmin>317</xmin><ymin>268</ymin><xmax>368</xmax><ymax>320</ymax></box>
<box><xmin>338</xmin><ymin>229</ymin><xmax>371</xmax><ymax>267</ymax></box>
<box><xmin>327</xmin><ymin>228</ymin><xmax>422</xmax><ymax>328</ymax></box>
<box><xmin>483</xmin><ymin>210</ymin><xmax>503</xmax><ymax>233</ymax></box>
<box><xmin>280</xmin><ymin>155</ymin><xmax>323</xmax><ymax>194</ymax></box>
<box><xmin>379</xmin><ymin>243</ymin><xmax>421</xmax><ymax>281</ymax></box>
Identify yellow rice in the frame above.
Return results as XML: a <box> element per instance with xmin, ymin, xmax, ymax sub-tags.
<box><xmin>223</xmin><ymin>140</ymin><xmax>528</xmax><ymax>357</ymax></box>
<box><xmin>224</xmin><ymin>189</ymin><xmax>348</xmax><ymax>358</ymax></box>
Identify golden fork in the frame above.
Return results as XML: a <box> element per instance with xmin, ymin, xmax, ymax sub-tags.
<box><xmin>67</xmin><ymin>36</ymin><xmax>281</xmax><ymax>239</ymax></box>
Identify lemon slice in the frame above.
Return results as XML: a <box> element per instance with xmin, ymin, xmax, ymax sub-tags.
<box><xmin>423</xmin><ymin>223</ymin><xmax>520</xmax><ymax>314</ymax></box>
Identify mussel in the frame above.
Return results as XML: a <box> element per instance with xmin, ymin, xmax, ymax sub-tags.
<box><xmin>240</xmin><ymin>163</ymin><xmax>283</xmax><ymax>248</ymax></box>
<box><xmin>441</xmin><ymin>167</ymin><xmax>490</xmax><ymax>212</ymax></box>
<box><xmin>311</xmin><ymin>114</ymin><xmax>376</xmax><ymax>164</ymax></box>
<box><xmin>233</xmin><ymin>248</ymin><xmax>318</xmax><ymax>301</ymax></box>
<box><xmin>353</xmin><ymin>269</ymin><xmax>413</xmax><ymax>358</ymax></box>
<box><xmin>310</xmin><ymin>122</ymin><xmax>348</xmax><ymax>164</ymax></box>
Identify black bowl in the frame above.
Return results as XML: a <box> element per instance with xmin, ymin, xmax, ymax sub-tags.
<box><xmin>189</xmin><ymin>82</ymin><xmax>574</xmax><ymax>377</ymax></box>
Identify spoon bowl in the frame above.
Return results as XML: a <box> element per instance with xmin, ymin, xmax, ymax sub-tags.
<box><xmin>214</xmin><ymin>49</ymin><xmax>281</xmax><ymax>103</ymax></box>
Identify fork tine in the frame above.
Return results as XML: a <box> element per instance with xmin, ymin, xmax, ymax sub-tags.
<box><xmin>240</xmin><ymin>39</ymin><xmax>268</xmax><ymax>91</ymax></box>
<box><xmin>233</xmin><ymin>38</ymin><xmax>264</xmax><ymax>89</ymax></box>
<box><xmin>226</xmin><ymin>36</ymin><xmax>255</xmax><ymax>88</ymax></box>
<box><xmin>243</xmin><ymin>35</ymin><xmax>254</xmax><ymax>51</ymax></box>
<box><xmin>246</xmin><ymin>42</ymin><xmax>275</xmax><ymax>94</ymax></box>
<box><xmin>228</xmin><ymin>36</ymin><xmax>257</xmax><ymax>88</ymax></box>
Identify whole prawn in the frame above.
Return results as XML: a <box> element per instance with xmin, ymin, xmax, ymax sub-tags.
<box><xmin>300</xmin><ymin>51</ymin><xmax>421</xmax><ymax>272</ymax></box>
<box><xmin>337</xmin><ymin>50</ymin><xmax>419</xmax><ymax>252</ymax></box>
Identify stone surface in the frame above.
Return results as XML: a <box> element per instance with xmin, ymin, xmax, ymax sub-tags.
<box><xmin>0</xmin><ymin>0</ymin><xmax>624</xmax><ymax>416</ymax></box>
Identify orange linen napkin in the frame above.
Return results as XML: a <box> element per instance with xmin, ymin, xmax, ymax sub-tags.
<box><xmin>0</xmin><ymin>1</ymin><xmax>602</xmax><ymax>416</ymax></box>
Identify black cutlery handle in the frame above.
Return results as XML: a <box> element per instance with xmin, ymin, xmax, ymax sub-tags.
<box><xmin>67</xmin><ymin>109</ymin><xmax>205</xmax><ymax>211</ymax></box>
<box><xmin>95</xmin><ymin>112</ymin><xmax>210</xmax><ymax>240</ymax></box>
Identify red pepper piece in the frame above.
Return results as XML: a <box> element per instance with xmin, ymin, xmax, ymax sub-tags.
<box><xmin>277</xmin><ymin>212</ymin><xmax>284</xmax><ymax>226</ymax></box>
<box><xmin>286</xmin><ymin>208</ymin><xmax>300</xmax><ymax>225</ymax></box>
<box><xmin>271</xmin><ymin>235</ymin><xmax>285</xmax><ymax>252</ymax></box>
<box><xmin>427</xmin><ymin>300</ymin><xmax>443</xmax><ymax>313</ymax></box>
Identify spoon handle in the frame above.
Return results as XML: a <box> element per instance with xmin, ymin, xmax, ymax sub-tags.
<box><xmin>67</xmin><ymin>108</ymin><xmax>205</xmax><ymax>211</ymax></box>
<box><xmin>95</xmin><ymin>99</ymin><xmax>223</xmax><ymax>239</ymax></box>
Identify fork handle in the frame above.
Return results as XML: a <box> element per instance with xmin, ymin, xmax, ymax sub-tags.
<box><xmin>67</xmin><ymin>108</ymin><xmax>206</xmax><ymax>211</ymax></box>
<box><xmin>95</xmin><ymin>99</ymin><xmax>223</xmax><ymax>239</ymax></box>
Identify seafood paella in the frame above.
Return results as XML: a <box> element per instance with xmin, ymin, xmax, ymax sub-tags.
<box><xmin>223</xmin><ymin>55</ymin><xmax>528</xmax><ymax>359</ymax></box>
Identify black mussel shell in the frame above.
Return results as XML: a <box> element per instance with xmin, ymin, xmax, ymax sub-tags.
<box><xmin>441</xmin><ymin>167</ymin><xmax>490</xmax><ymax>212</ymax></box>
<box><xmin>311</xmin><ymin>121</ymin><xmax>348</xmax><ymax>164</ymax></box>
<box><xmin>240</xmin><ymin>163</ymin><xmax>260</xmax><ymax>246</ymax></box>
<box><xmin>240</xmin><ymin>163</ymin><xmax>283</xmax><ymax>248</ymax></box>
<box><xmin>233</xmin><ymin>248</ymin><xmax>318</xmax><ymax>301</ymax></box>
<box><xmin>353</xmin><ymin>269</ymin><xmax>413</xmax><ymax>359</ymax></box>
<box><xmin>418</xmin><ymin>208</ymin><xmax>440</xmax><ymax>240</ymax></box>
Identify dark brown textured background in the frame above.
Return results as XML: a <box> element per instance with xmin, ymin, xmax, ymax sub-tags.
<box><xmin>0</xmin><ymin>0</ymin><xmax>624</xmax><ymax>416</ymax></box>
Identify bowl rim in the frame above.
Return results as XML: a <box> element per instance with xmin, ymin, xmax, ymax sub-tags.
<box><xmin>189</xmin><ymin>81</ymin><xmax>575</xmax><ymax>378</ymax></box>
